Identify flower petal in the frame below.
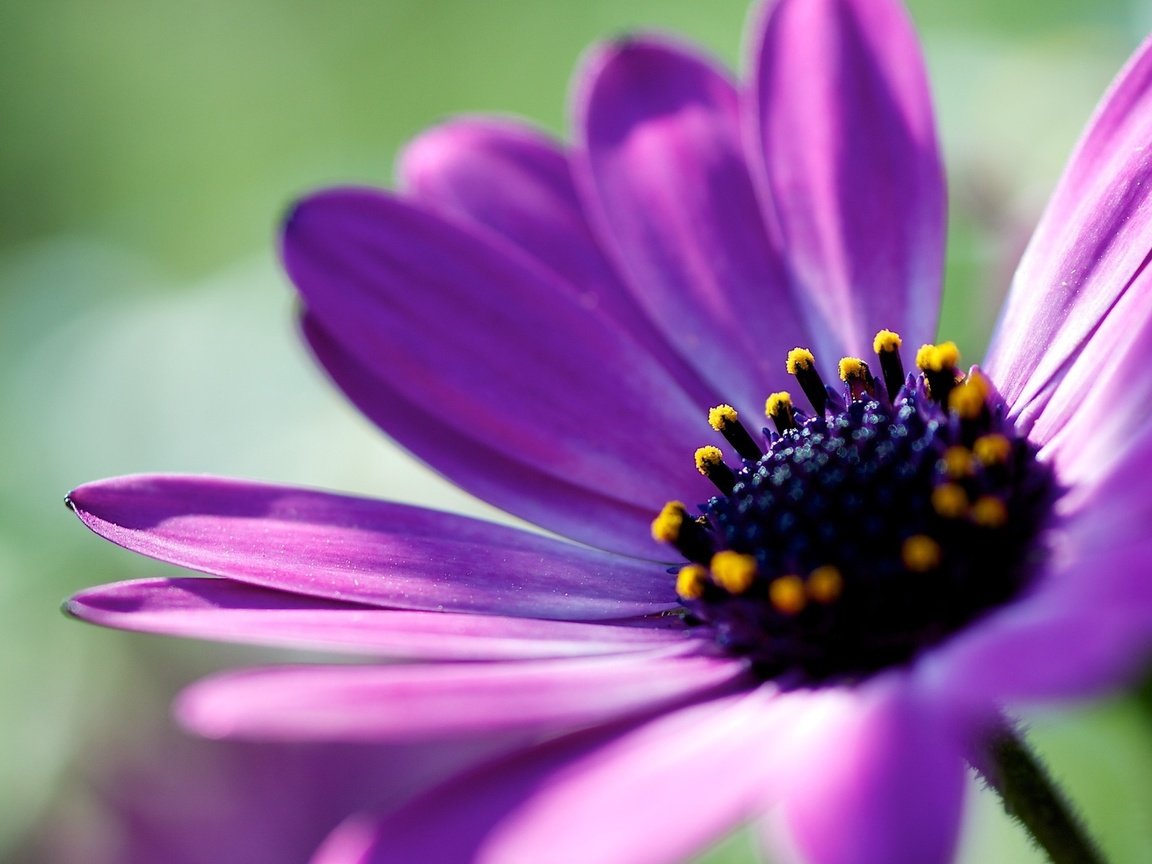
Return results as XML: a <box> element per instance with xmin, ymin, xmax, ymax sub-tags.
<box><xmin>986</xmin><ymin>34</ymin><xmax>1152</xmax><ymax>422</ymax></box>
<box><xmin>66</xmin><ymin>577</ymin><xmax>691</xmax><ymax>660</ymax></box>
<box><xmin>397</xmin><ymin>119</ymin><xmax>628</xmax><ymax>318</ymax></box>
<box><xmin>332</xmin><ymin>687</ymin><xmax>809</xmax><ymax>864</ymax></box>
<box><xmin>1025</xmin><ymin>267</ymin><xmax>1152</xmax><ymax>481</ymax></box>
<box><xmin>921</xmin><ymin>547</ymin><xmax>1152</xmax><ymax>706</ymax></box>
<box><xmin>397</xmin><ymin>117</ymin><xmax>718</xmax><ymax>408</ymax></box>
<box><xmin>283</xmin><ymin>187</ymin><xmax>717</xmax><ymax>558</ymax></box>
<box><xmin>175</xmin><ymin>653</ymin><xmax>750</xmax><ymax>742</ymax></box>
<box><xmin>67</xmin><ymin>475</ymin><xmax>677</xmax><ymax>620</ymax></box>
<box><xmin>921</xmin><ymin>589</ymin><xmax>1152</xmax><ymax>709</ymax></box>
<box><xmin>780</xmin><ymin>678</ymin><xmax>966</xmax><ymax>864</ymax></box>
<box><xmin>301</xmin><ymin>315</ymin><xmax>676</xmax><ymax>559</ymax></box>
<box><xmin>748</xmin><ymin>0</ymin><xmax>944</xmax><ymax>360</ymax></box>
<box><xmin>574</xmin><ymin>36</ymin><xmax>803</xmax><ymax>412</ymax></box>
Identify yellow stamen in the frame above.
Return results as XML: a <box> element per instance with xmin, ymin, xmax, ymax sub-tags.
<box><xmin>915</xmin><ymin>341</ymin><xmax>961</xmax><ymax>373</ymax></box>
<box><xmin>708</xmin><ymin>404</ymin><xmax>739</xmax><ymax>432</ymax></box>
<box><xmin>765</xmin><ymin>391</ymin><xmax>793</xmax><ymax>420</ymax></box>
<box><xmin>973</xmin><ymin>434</ymin><xmax>1012</xmax><ymax>465</ymax></box>
<box><xmin>931</xmin><ymin>483</ymin><xmax>969</xmax><ymax>518</ymax></box>
<box><xmin>942</xmin><ymin>446</ymin><xmax>974</xmax><ymax>479</ymax></box>
<box><xmin>710</xmin><ymin>551</ymin><xmax>758</xmax><ymax>595</ymax></box>
<box><xmin>837</xmin><ymin>357</ymin><xmax>869</xmax><ymax>382</ymax></box>
<box><xmin>972</xmin><ymin>496</ymin><xmax>1009</xmax><ymax>528</ymax></box>
<box><xmin>966</xmin><ymin>368</ymin><xmax>991</xmax><ymax>393</ymax></box>
<box><xmin>786</xmin><ymin>347</ymin><xmax>815</xmax><ymax>374</ymax></box>
<box><xmin>915</xmin><ymin>344</ymin><xmax>935</xmax><ymax>371</ymax></box>
<box><xmin>769</xmin><ymin>575</ymin><xmax>807</xmax><ymax>615</ymax></box>
<box><xmin>694</xmin><ymin>446</ymin><xmax>725</xmax><ymax>476</ymax></box>
<box><xmin>935</xmin><ymin>341</ymin><xmax>961</xmax><ymax>368</ymax></box>
<box><xmin>650</xmin><ymin>501</ymin><xmax>687</xmax><ymax>543</ymax></box>
<box><xmin>873</xmin><ymin>329</ymin><xmax>903</xmax><ymax>354</ymax></box>
<box><xmin>948</xmin><ymin>378</ymin><xmax>988</xmax><ymax>420</ymax></box>
<box><xmin>902</xmin><ymin>535</ymin><xmax>942</xmax><ymax>572</ymax></box>
<box><xmin>807</xmin><ymin>565</ymin><xmax>843</xmax><ymax>603</ymax></box>
<box><xmin>676</xmin><ymin>564</ymin><xmax>709</xmax><ymax>601</ymax></box>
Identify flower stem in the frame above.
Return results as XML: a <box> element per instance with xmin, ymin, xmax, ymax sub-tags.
<box><xmin>976</xmin><ymin>723</ymin><xmax>1106</xmax><ymax>864</ymax></box>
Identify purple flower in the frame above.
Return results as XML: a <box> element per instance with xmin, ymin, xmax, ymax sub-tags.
<box><xmin>66</xmin><ymin>1</ymin><xmax>1152</xmax><ymax>862</ymax></box>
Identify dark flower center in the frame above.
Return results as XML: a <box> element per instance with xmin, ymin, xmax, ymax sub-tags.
<box><xmin>651</xmin><ymin>331</ymin><xmax>1057</xmax><ymax>686</ymax></box>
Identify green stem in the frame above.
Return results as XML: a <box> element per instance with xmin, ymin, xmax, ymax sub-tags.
<box><xmin>973</xmin><ymin>722</ymin><xmax>1106</xmax><ymax>864</ymax></box>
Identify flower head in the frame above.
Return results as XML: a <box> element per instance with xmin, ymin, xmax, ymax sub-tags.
<box><xmin>65</xmin><ymin>1</ymin><xmax>1152</xmax><ymax>862</ymax></box>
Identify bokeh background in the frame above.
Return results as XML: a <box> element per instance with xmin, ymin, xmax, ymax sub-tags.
<box><xmin>4</xmin><ymin>0</ymin><xmax>1152</xmax><ymax>861</ymax></box>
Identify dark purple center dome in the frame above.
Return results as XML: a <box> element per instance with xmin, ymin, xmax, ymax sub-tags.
<box><xmin>652</xmin><ymin>331</ymin><xmax>1057</xmax><ymax>686</ymax></box>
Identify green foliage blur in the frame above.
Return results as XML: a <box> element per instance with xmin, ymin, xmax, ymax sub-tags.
<box><xmin>2</xmin><ymin>0</ymin><xmax>1150</xmax><ymax>861</ymax></box>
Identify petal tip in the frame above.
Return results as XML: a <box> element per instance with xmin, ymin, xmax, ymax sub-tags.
<box><xmin>59</xmin><ymin>596</ymin><xmax>84</xmax><ymax>621</ymax></box>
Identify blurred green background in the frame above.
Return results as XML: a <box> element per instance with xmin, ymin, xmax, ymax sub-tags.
<box><xmin>3</xmin><ymin>0</ymin><xmax>1151</xmax><ymax>861</ymax></box>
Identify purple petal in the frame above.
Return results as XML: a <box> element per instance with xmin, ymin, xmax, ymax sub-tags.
<box><xmin>1024</xmin><ymin>267</ymin><xmax>1152</xmax><ymax>479</ymax></box>
<box><xmin>311</xmin><ymin>817</ymin><xmax>377</xmax><ymax>864</ymax></box>
<box><xmin>302</xmin><ymin>316</ymin><xmax>680</xmax><ymax>560</ymax></box>
<box><xmin>66</xmin><ymin>577</ymin><xmax>691</xmax><ymax>660</ymax></box>
<box><xmin>335</xmin><ymin>688</ymin><xmax>809</xmax><ymax>864</ymax></box>
<box><xmin>748</xmin><ymin>0</ymin><xmax>944</xmax><ymax>361</ymax></box>
<box><xmin>985</xmin><ymin>35</ymin><xmax>1152</xmax><ymax>423</ymax></box>
<box><xmin>921</xmin><ymin>549</ymin><xmax>1152</xmax><ymax>706</ymax></box>
<box><xmin>398</xmin><ymin>119</ymin><xmax>618</xmax><ymax>311</ymax></box>
<box><xmin>574</xmin><ymin>37</ymin><xmax>804</xmax><ymax>413</ymax></box>
<box><xmin>399</xmin><ymin>118</ymin><xmax>724</xmax><ymax>416</ymax></box>
<box><xmin>67</xmin><ymin>475</ymin><xmax>678</xmax><ymax>620</ymax></box>
<box><xmin>175</xmin><ymin>652</ymin><xmax>750</xmax><ymax>741</ymax></box>
<box><xmin>283</xmin><ymin>188</ymin><xmax>717</xmax><ymax>559</ymax></box>
<box><xmin>1055</xmin><ymin>432</ymin><xmax>1152</xmax><ymax>571</ymax></box>
<box><xmin>780</xmin><ymin>678</ymin><xmax>966</xmax><ymax>864</ymax></box>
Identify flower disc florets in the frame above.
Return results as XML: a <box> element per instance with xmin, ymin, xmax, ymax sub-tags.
<box><xmin>652</xmin><ymin>332</ymin><xmax>1057</xmax><ymax>686</ymax></box>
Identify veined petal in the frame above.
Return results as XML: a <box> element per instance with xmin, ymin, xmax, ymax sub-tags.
<box><xmin>397</xmin><ymin>117</ymin><xmax>719</xmax><ymax>409</ymax></box>
<box><xmin>780</xmin><ymin>678</ymin><xmax>966</xmax><ymax>864</ymax></box>
<box><xmin>67</xmin><ymin>475</ymin><xmax>677</xmax><ymax>620</ymax></box>
<box><xmin>398</xmin><ymin>119</ymin><xmax>628</xmax><ymax>318</ymax></box>
<box><xmin>283</xmin><ymin>187</ymin><xmax>717</xmax><ymax>557</ymax></box>
<box><xmin>175</xmin><ymin>653</ymin><xmax>750</xmax><ymax>741</ymax></box>
<box><xmin>574</xmin><ymin>36</ymin><xmax>804</xmax><ymax>413</ymax></box>
<box><xmin>66</xmin><ymin>577</ymin><xmax>691</xmax><ymax>660</ymax></box>
<box><xmin>1029</xmin><ymin>266</ymin><xmax>1152</xmax><ymax>482</ymax></box>
<box><xmin>1055</xmin><ymin>434</ymin><xmax>1152</xmax><ymax>571</ymax></box>
<box><xmin>748</xmin><ymin>0</ymin><xmax>944</xmax><ymax>361</ymax></box>
<box><xmin>986</xmin><ymin>34</ymin><xmax>1152</xmax><ymax>422</ymax></box>
<box><xmin>921</xmin><ymin>543</ymin><xmax>1152</xmax><ymax>706</ymax></box>
<box><xmin>302</xmin><ymin>315</ymin><xmax>676</xmax><ymax>560</ymax></box>
<box><xmin>329</xmin><ymin>688</ymin><xmax>812</xmax><ymax>864</ymax></box>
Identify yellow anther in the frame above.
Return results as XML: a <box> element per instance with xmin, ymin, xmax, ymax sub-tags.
<box><xmin>972</xmin><ymin>496</ymin><xmax>1009</xmax><ymax>528</ymax></box>
<box><xmin>934</xmin><ymin>341</ymin><xmax>960</xmax><ymax>368</ymax></box>
<box><xmin>942</xmin><ymin>446</ymin><xmax>974</xmax><ymax>479</ymax></box>
<box><xmin>931</xmin><ymin>483</ymin><xmax>969</xmax><ymax>518</ymax></box>
<box><xmin>694</xmin><ymin>446</ymin><xmax>725</xmax><ymax>476</ymax></box>
<box><xmin>786</xmin><ymin>347</ymin><xmax>815</xmax><ymax>374</ymax></box>
<box><xmin>915</xmin><ymin>344</ymin><xmax>935</xmax><ymax>371</ymax></box>
<box><xmin>650</xmin><ymin>501</ymin><xmax>687</xmax><ymax>543</ymax></box>
<box><xmin>710</xmin><ymin>551</ymin><xmax>758</xmax><ymax>595</ymax></box>
<box><xmin>769</xmin><ymin>575</ymin><xmax>807</xmax><ymax>615</ymax></box>
<box><xmin>837</xmin><ymin>357</ymin><xmax>868</xmax><ymax>382</ymax></box>
<box><xmin>973</xmin><ymin>434</ymin><xmax>1012</xmax><ymax>465</ymax></box>
<box><xmin>765</xmin><ymin>391</ymin><xmax>793</xmax><ymax>419</ymax></box>
<box><xmin>807</xmin><ymin>565</ymin><xmax>843</xmax><ymax>604</ymax></box>
<box><xmin>902</xmin><ymin>535</ymin><xmax>942</xmax><ymax>572</ymax></box>
<box><xmin>873</xmin><ymin>329</ymin><xmax>903</xmax><ymax>354</ymax></box>
<box><xmin>965</xmin><ymin>368</ymin><xmax>991</xmax><ymax>395</ymax></box>
<box><xmin>708</xmin><ymin>404</ymin><xmax>739</xmax><ymax>431</ymax></box>
<box><xmin>948</xmin><ymin>379</ymin><xmax>988</xmax><ymax>420</ymax></box>
<box><xmin>915</xmin><ymin>341</ymin><xmax>961</xmax><ymax>373</ymax></box>
<box><xmin>676</xmin><ymin>564</ymin><xmax>709</xmax><ymax>601</ymax></box>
